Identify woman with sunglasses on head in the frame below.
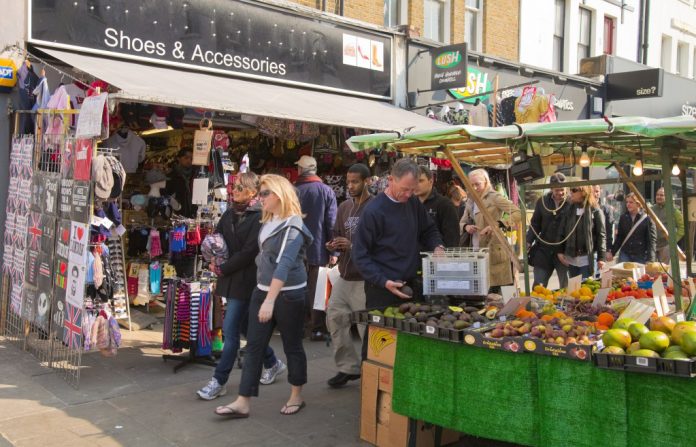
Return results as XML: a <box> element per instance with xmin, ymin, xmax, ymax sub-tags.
<box><xmin>606</xmin><ymin>192</ymin><xmax>656</xmax><ymax>264</ymax></box>
<box><xmin>216</xmin><ymin>174</ymin><xmax>313</xmax><ymax>418</ymax></box>
<box><xmin>556</xmin><ymin>185</ymin><xmax>607</xmax><ymax>280</ymax></box>
<box><xmin>197</xmin><ymin>172</ymin><xmax>285</xmax><ymax>401</ymax></box>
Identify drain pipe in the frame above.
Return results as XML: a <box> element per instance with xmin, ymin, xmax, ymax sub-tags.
<box><xmin>637</xmin><ymin>0</ymin><xmax>644</xmax><ymax>63</ymax></box>
<box><xmin>339</xmin><ymin>0</ymin><xmax>344</xmax><ymax>16</ymax></box>
<box><xmin>642</xmin><ymin>0</ymin><xmax>650</xmax><ymax>65</ymax></box>
<box><xmin>321</xmin><ymin>0</ymin><xmax>326</xmax><ymax>12</ymax></box>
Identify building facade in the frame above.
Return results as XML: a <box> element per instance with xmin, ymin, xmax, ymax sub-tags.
<box><xmin>519</xmin><ymin>0</ymin><xmax>640</xmax><ymax>75</ymax></box>
<box><xmin>647</xmin><ymin>0</ymin><xmax>696</xmax><ymax>79</ymax></box>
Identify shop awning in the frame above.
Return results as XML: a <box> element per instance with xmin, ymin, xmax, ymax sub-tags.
<box><xmin>39</xmin><ymin>47</ymin><xmax>445</xmax><ymax>133</ymax></box>
<box><xmin>346</xmin><ymin>115</ymin><xmax>696</xmax><ymax>167</ymax></box>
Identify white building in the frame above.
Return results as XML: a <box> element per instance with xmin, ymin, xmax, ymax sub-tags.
<box><xmin>519</xmin><ymin>0</ymin><xmax>640</xmax><ymax>75</ymax></box>
<box><xmin>647</xmin><ymin>0</ymin><xmax>696</xmax><ymax>79</ymax></box>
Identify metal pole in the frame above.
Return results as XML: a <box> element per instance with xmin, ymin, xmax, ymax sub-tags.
<box><xmin>660</xmin><ymin>145</ymin><xmax>683</xmax><ymax>310</ymax></box>
<box><xmin>519</xmin><ymin>184</ymin><xmax>531</xmax><ymax>295</ymax></box>
<box><xmin>680</xmin><ymin>168</ymin><xmax>692</xmax><ymax>277</ymax></box>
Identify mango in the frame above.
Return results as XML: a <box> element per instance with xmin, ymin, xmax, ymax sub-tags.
<box><xmin>613</xmin><ymin>318</ymin><xmax>636</xmax><ymax>330</ymax></box>
<box><xmin>639</xmin><ymin>331</ymin><xmax>670</xmax><ymax>353</ymax></box>
<box><xmin>603</xmin><ymin>346</ymin><xmax>626</xmax><ymax>355</ymax></box>
<box><xmin>680</xmin><ymin>331</ymin><xmax>696</xmax><ymax>356</ymax></box>
<box><xmin>670</xmin><ymin>321</ymin><xmax>696</xmax><ymax>345</ymax></box>
<box><xmin>650</xmin><ymin>316</ymin><xmax>676</xmax><ymax>335</ymax></box>
<box><xmin>630</xmin><ymin>349</ymin><xmax>660</xmax><ymax>358</ymax></box>
<box><xmin>663</xmin><ymin>349</ymin><xmax>691</xmax><ymax>360</ymax></box>
<box><xmin>627</xmin><ymin>322</ymin><xmax>649</xmax><ymax>342</ymax></box>
<box><xmin>602</xmin><ymin>329</ymin><xmax>632</xmax><ymax>350</ymax></box>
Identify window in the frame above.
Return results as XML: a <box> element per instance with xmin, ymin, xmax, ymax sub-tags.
<box><xmin>424</xmin><ymin>0</ymin><xmax>446</xmax><ymax>42</ymax></box>
<box><xmin>661</xmin><ymin>35</ymin><xmax>672</xmax><ymax>71</ymax></box>
<box><xmin>384</xmin><ymin>0</ymin><xmax>401</xmax><ymax>28</ymax></box>
<box><xmin>465</xmin><ymin>0</ymin><xmax>482</xmax><ymax>52</ymax></box>
<box><xmin>693</xmin><ymin>49</ymin><xmax>696</xmax><ymax>79</ymax></box>
<box><xmin>677</xmin><ymin>42</ymin><xmax>689</xmax><ymax>76</ymax></box>
<box><xmin>553</xmin><ymin>0</ymin><xmax>565</xmax><ymax>71</ymax></box>
<box><xmin>577</xmin><ymin>7</ymin><xmax>592</xmax><ymax>68</ymax></box>
<box><xmin>603</xmin><ymin>16</ymin><xmax>615</xmax><ymax>55</ymax></box>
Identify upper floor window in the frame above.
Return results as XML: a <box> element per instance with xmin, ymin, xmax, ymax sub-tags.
<box><xmin>424</xmin><ymin>0</ymin><xmax>449</xmax><ymax>43</ymax></box>
<box><xmin>677</xmin><ymin>41</ymin><xmax>689</xmax><ymax>76</ymax></box>
<box><xmin>465</xmin><ymin>0</ymin><xmax>483</xmax><ymax>52</ymax></box>
<box><xmin>603</xmin><ymin>16</ymin><xmax>615</xmax><ymax>55</ymax></box>
<box><xmin>577</xmin><ymin>7</ymin><xmax>592</xmax><ymax>68</ymax></box>
<box><xmin>384</xmin><ymin>0</ymin><xmax>403</xmax><ymax>28</ymax></box>
<box><xmin>553</xmin><ymin>0</ymin><xmax>565</xmax><ymax>71</ymax></box>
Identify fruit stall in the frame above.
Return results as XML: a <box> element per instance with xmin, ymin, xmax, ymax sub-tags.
<box><xmin>347</xmin><ymin>116</ymin><xmax>696</xmax><ymax>447</ymax></box>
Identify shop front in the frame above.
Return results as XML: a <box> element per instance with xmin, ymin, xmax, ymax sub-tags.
<box><xmin>1</xmin><ymin>0</ymin><xmax>442</xmax><ymax>386</ymax></box>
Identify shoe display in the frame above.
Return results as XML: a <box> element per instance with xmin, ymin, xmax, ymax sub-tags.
<box><xmin>260</xmin><ymin>359</ymin><xmax>287</xmax><ymax>385</ymax></box>
<box><xmin>328</xmin><ymin>372</ymin><xmax>361</xmax><ymax>388</ymax></box>
<box><xmin>197</xmin><ymin>377</ymin><xmax>227</xmax><ymax>400</ymax></box>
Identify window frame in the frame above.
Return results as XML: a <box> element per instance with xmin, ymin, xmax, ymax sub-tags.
<box><xmin>465</xmin><ymin>0</ymin><xmax>483</xmax><ymax>52</ymax></box>
<box><xmin>577</xmin><ymin>6</ymin><xmax>593</xmax><ymax>69</ymax></box>
<box><xmin>383</xmin><ymin>0</ymin><xmax>407</xmax><ymax>28</ymax></box>
<box><xmin>603</xmin><ymin>15</ymin><xmax>615</xmax><ymax>55</ymax></box>
<box><xmin>553</xmin><ymin>0</ymin><xmax>566</xmax><ymax>72</ymax></box>
<box><xmin>423</xmin><ymin>0</ymin><xmax>451</xmax><ymax>44</ymax></box>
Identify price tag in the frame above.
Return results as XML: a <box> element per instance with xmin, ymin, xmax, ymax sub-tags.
<box><xmin>500</xmin><ymin>315</ymin><xmax>507</xmax><ymax>322</ymax></box>
<box><xmin>592</xmin><ymin>288</ymin><xmax>610</xmax><ymax>308</ymax></box>
<box><xmin>689</xmin><ymin>278</ymin><xmax>696</xmax><ymax>300</ymax></box>
<box><xmin>601</xmin><ymin>269</ymin><xmax>613</xmax><ymax>289</ymax></box>
<box><xmin>636</xmin><ymin>357</ymin><xmax>649</xmax><ymax>367</ymax></box>
<box><xmin>425</xmin><ymin>325</ymin><xmax>436</xmax><ymax>334</ymax></box>
<box><xmin>501</xmin><ymin>286</ymin><xmax>517</xmax><ymax>304</ymax></box>
<box><xmin>596</xmin><ymin>339</ymin><xmax>605</xmax><ymax>351</ymax></box>
<box><xmin>473</xmin><ymin>322</ymin><xmax>482</xmax><ymax>329</ymax></box>
<box><xmin>371</xmin><ymin>315</ymin><xmax>380</xmax><ymax>323</ymax></box>
<box><xmin>632</xmin><ymin>268</ymin><xmax>641</xmax><ymax>281</ymax></box>
<box><xmin>653</xmin><ymin>281</ymin><xmax>667</xmax><ymax>317</ymax></box>
<box><xmin>568</xmin><ymin>275</ymin><xmax>582</xmax><ymax>294</ymax></box>
<box><xmin>499</xmin><ymin>296</ymin><xmax>530</xmax><ymax>317</ymax></box>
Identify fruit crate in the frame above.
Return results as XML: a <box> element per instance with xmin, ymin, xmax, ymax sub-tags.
<box><xmin>418</xmin><ymin>323</ymin><xmax>466</xmax><ymax>343</ymax></box>
<box><xmin>460</xmin><ymin>324</ymin><xmax>525</xmax><ymax>354</ymax></box>
<box><xmin>594</xmin><ymin>352</ymin><xmax>696</xmax><ymax>377</ymax></box>
<box><xmin>422</xmin><ymin>248</ymin><xmax>489</xmax><ymax>296</ymax></box>
<box><xmin>521</xmin><ymin>337</ymin><xmax>594</xmax><ymax>362</ymax></box>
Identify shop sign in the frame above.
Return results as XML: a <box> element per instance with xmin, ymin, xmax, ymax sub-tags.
<box><xmin>448</xmin><ymin>67</ymin><xmax>492</xmax><ymax>103</ymax></box>
<box><xmin>28</xmin><ymin>0</ymin><xmax>392</xmax><ymax>99</ymax></box>
<box><xmin>0</xmin><ymin>58</ymin><xmax>17</xmax><ymax>88</ymax></box>
<box><xmin>682</xmin><ymin>102</ymin><xmax>696</xmax><ymax>118</ymax></box>
<box><xmin>606</xmin><ymin>68</ymin><xmax>663</xmax><ymax>100</ymax></box>
<box><xmin>430</xmin><ymin>44</ymin><xmax>467</xmax><ymax>91</ymax></box>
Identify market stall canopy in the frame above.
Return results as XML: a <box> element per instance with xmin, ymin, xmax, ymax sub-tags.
<box><xmin>347</xmin><ymin>115</ymin><xmax>696</xmax><ymax>168</ymax></box>
<box><xmin>38</xmin><ymin>47</ymin><xmax>446</xmax><ymax>133</ymax></box>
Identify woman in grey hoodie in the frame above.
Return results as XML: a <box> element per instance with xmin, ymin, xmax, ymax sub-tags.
<box><xmin>215</xmin><ymin>174</ymin><xmax>313</xmax><ymax>418</ymax></box>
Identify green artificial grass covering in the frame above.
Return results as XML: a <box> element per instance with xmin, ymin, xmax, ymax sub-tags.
<box><xmin>626</xmin><ymin>372</ymin><xmax>696</xmax><ymax>447</ymax></box>
<box><xmin>392</xmin><ymin>334</ymin><xmax>539</xmax><ymax>446</ymax></box>
<box><xmin>535</xmin><ymin>356</ymin><xmax>627</xmax><ymax>447</ymax></box>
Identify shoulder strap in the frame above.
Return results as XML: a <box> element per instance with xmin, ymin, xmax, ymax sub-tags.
<box><xmin>615</xmin><ymin>214</ymin><xmax>648</xmax><ymax>257</ymax></box>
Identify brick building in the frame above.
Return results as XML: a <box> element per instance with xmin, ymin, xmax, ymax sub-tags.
<box><xmin>285</xmin><ymin>0</ymin><xmax>520</xmax><ymax>62</ymax></box>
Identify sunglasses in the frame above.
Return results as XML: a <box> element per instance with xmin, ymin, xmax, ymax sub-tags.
<box><xmin>258</xmin><ymin>189</ymin><xmax>272</xmax><ymax>198</ymax></box>
<box><xmin>570</xmin><ymin>188</ymin><xmax>581</xmax><ymax>193</ymax></box>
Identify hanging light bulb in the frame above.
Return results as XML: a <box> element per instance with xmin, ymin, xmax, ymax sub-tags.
<box><xmin>633</xmin><ymin>160</ymin><xmax>643</xmax><ymax>176</ymax></box>
<box><xmin>578</xmin><ymin>147</ymin><xmax>591</xmax><ymax>168</ymax></box>
<box><xmin>672</xmin><ymin>163</ymin><xmax>681</xmax><ymax>176</ymax></box>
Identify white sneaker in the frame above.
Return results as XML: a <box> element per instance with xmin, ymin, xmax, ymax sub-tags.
<box><xmin>260</xmin><ymin>359</ymin><xmax>287</xmax><ymax>385</ymax></box>
<box><xmin>196</xmin><ymin>378</ymin><xmax>227</xmax><ymax>400</ymax></box>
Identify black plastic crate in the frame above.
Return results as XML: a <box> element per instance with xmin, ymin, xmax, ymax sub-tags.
<box><xmin>594</xmin><ymin>351</ymin><xmax>696</xmax><ymax>377</ymax></box>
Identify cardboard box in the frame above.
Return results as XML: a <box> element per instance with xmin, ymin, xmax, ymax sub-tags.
<box><xmin>367</xmin><ymin>326</ymin><xmax>398</xmax><ymax>367</ymax></box>
<box><xmin>360</xmin><ymin>361</ymin><xmax>460</xmax><ymax>447</ymax></box>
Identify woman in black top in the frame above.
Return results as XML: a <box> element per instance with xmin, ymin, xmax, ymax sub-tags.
<box><xmin>608</xmin><ymin>193</ymin><xmax>656</xmax><ymax>264</ymax></box>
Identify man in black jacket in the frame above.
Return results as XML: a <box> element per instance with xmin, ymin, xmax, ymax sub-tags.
<box><xmin>415</xmin><ymin>166</ymin><xmax>460</xmax><ymax>248</ymax></box>
<box><xmin>527</xmin><ymin>173</ymin><xmax>569</xmax><ymax>288</ymax></box>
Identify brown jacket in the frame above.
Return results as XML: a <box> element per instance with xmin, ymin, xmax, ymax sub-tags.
<box><xmin>460</xmin><ymin>189</ymin><xmax>521</xmax><ymax>287</ymax></box>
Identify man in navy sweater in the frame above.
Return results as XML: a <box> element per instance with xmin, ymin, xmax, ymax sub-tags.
<box><xmin>353</xmin><ymin>159</ymin><xmax>444</xmax><ymax>309</ymax></box>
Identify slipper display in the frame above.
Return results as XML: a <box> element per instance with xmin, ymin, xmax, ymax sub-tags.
<box><xmin>215</xmin><ymin>405</ymin><xmax>250</xmax><ymax>419</ymax></box>
<box><xmin>280</xmin><ymin>401</ymin><xmax>306</xmax><ymax>416</ymax></box>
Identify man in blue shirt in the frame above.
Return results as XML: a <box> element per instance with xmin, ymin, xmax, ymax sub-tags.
<box><xmin>353</xmin><ymin>159</ymin><xmax>444</xmax><ymax>309</ymax></box>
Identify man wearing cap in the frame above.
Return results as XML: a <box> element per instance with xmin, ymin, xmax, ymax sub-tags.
<box><xmin>527</xmin><ymin>173</ymin><xmax>569</xmax><ymax>288</ymax></box>
<box><xmin>165</xmin><ymin>148</ymin><xmax>197</xmax><ymax>218</ymax></box>
<box><xmin>294</xmin><ymin>155</ymin><xmax>337</xmax><ymax>341</ymax></box>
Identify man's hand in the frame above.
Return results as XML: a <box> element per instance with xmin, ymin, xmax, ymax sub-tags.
<box><xmin>479</xmin><ymin>225</ymin><xmax>492</xmax><ymax>236</ymax></box>
<box><xmin>434</xmin><ymin>245</ymin><xmax>445</xmax><ymax>256</ymax></box>
<box><xmin>598</xmin><ymin>260</ymin><xmax>606</xmax><ymax>270</ymax></box>
<box><xmin>465</xmin><ymin>224</ymin><xmax>478</xmax><ymax>235</ymax></box>
<box><xmin>258</xmin><ymin>299</ymin><xmax>275</xmax><ymax>323</ymax></box>
<box><xmin>385</xmin><ymin>280</ymin><xmax>410</xmax><ymax>299</ymax></box>
<box><xmin>557</xmin><ymin>253</ymin><xmax>570</xmax><ymax>267</ymax></box>
<box><xmin>329</xmin><ymin>237</ymin><xmax>350</xmax><ymax>251</ymax></box>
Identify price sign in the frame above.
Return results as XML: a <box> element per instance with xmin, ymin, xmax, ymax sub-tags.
<box><xmin>568</xmin><ymin>275</ymin><xmax>582</xmax><ymax>294</ymax></box>
<box><xmin>601</xmin><ymin>270</ymin><xmax>613</xmax><ymax>289</ymax></box>
<box><xmin>592</xmin><ymin>288</ymin><xmax>610</xmax><ymax>308</ymax></box>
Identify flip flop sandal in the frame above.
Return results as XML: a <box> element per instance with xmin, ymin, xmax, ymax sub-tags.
<box><xmin>280</xmin><ymin>401</ymin><xmax>306</xmax><ymax>416</ymax></box>
<box><xmin>215</xmin><ymin>405</ymin><xmax>249</xmax><ymax>419</ymax></box>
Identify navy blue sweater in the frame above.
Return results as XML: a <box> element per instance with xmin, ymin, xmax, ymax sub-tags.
<box><xmin>352</xmin><ymin>193</ymin><xmax>443</xmax><ymax>288</ymax></box>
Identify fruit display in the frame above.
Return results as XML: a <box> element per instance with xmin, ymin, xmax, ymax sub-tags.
<box><xmin>367</xmin><ymin>302</ymin><xmax>441</xmax><ymax>322</ymax></box>
<box><xmin>487</xmin><ymin>311</ymin><xmax>598</xmax><ymax>346</ymax></box>
<box><xmin>596</xmin><ymin>316</ymin><xmax>696</xmax><ymax>376</ymax></box>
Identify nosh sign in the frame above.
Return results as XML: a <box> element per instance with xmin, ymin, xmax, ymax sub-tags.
<box><xmin>606</xmin><ymin>68</ymin><xmax>664</xmax><ymax>101</ymax></box>
<box><xmin>431</xmin><ymin>44</ymin><xmax>467</xmax><ymax>91</ymax></box>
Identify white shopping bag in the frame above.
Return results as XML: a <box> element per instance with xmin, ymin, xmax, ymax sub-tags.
<box><xmin>313</xmin><ymin>266</ymin><xmax>339</xmax><ymax>311</ymax></box>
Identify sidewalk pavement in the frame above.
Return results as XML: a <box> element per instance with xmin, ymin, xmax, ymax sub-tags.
<box><xmin>0</xmin><ymin>323</ymin><xmax>366</xmax><ymax>447</ymax></box>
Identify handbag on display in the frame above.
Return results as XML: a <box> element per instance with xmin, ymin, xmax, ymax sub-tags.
<box><xmin>192</xmin><ymin>119</ymin><xmax>213</xmax><ymax>166</ymax></box>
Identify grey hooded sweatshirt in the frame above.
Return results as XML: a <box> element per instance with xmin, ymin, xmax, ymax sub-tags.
<box><xmin>256</xmin><ymin>215</ymin><xmax>314</xmax><ymax>292</ymax></box>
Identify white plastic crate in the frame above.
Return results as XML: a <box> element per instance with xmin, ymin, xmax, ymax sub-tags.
<box><xmin>422</xmin><ymin>248</ymin><xmax>489</xmax><ymax>296</ymax></box>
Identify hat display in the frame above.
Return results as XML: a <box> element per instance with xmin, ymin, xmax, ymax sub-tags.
<box><xmin>105</xmin><ymin>155</ymin><xmax>126</xmax><ymax>198</ymax></box>
<box><xmin>295</xmin><ymin>155</ymin><xmax>317</xmax><ymax>171</ymax></box>
<box><xmin>92</xmin><ymin>155</ymin><xmax>114</xmax><ymax>199</ymax></box>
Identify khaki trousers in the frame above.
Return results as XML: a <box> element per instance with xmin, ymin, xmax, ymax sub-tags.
<box><xmin>326</xmin><ymin>276</ymin><xmax>366</xmax><ymax>375</ymax></box>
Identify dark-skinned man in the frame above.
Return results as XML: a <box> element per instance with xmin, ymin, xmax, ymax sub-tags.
<box><xmin>415</xmin><ymin>166</ymin><xmax>460</xmax><ymax>248</ymax></box>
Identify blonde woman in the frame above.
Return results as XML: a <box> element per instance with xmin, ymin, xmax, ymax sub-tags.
<box><xmin>460</xmin><ymin>169</ymin><xmax>521</xmax><ymax>292</ymax></box>
<box><xmin>216</xmin><ymin>174</ymin><xmax>313</xmax><ymax>418</ymax></box>
<box><xmin>556</xmin><ymin>185</ymin><xmax>606</xmax><ymax>279</ymax></box>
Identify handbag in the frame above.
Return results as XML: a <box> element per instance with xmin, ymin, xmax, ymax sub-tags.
<box><xmin>613</xmin><ymin>214</ymin><xmax>648</xmax><ymax>261</ymax></box>
<box><xmin>192</xmin><ymin>119</ymin><xmax>213</xmax><ymax>166</ymax></box>
<box><xmin>313</xmin><ymin>265</ymin><xmax>340</xmax><ymax>311</ymax></box>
